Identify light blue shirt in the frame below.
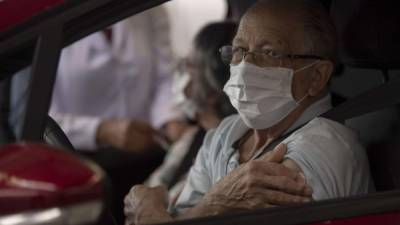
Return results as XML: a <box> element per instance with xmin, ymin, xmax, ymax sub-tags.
<box><xmin>173</xmin><ymin>95</ymin><xmax>374</xmax><ymax>213</ymax></box>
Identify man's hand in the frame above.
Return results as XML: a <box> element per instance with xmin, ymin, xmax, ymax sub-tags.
<box><xmin>123</xmin><ymin>144</ymin><xmax>313</xmax><ymax>223</ymax></box>
<box><xmin>124</xmin><ymin>185</ymin><xmax>172</xmax><ymax>225</ymax></box>
<box><xmin>96</xmin><ymin>119</ymin><xmax>159</xmax><ymax>153</ymax></box>
<box><xmin>195</xmin><ymin>144</ymin><xmax>312</xmax><ymax>215</ymax></box>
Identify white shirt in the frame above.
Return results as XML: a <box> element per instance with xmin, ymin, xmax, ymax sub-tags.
<box><xmin>50</xmin><ymin>6</ymin><xmax>177</xmax><ymax>150</ymax></box>
<box><xmin>173</xmin><ymin>95</ymin><xmax>375</xmax><ymax>213</ymax></box>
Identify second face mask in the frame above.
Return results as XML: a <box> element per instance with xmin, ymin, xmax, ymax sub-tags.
<box><xmin>172</xmin><ymin>71</ymin><xmax>198</xmax><ymax>119</ymax></box>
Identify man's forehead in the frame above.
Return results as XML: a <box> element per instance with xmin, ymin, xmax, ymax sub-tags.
<box><xmin>235</xmin><ymin>14</ymin><xmax>289</xmax><ymax>45</ymax></box>
<box><xmin>234</xmin><ymin>5</ymin><xmax>304</xmax><ymax>50</ymax></box>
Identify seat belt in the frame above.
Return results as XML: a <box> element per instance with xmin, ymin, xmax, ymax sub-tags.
<box><xmin>253</xmin><ymin>124</ymin><xmax>306</xmax><ymax>160</ymax></box>
<box><xmin>321</xmin><ymin>80</ymin><xmax>400</xmax><ymax>123</ymax></box>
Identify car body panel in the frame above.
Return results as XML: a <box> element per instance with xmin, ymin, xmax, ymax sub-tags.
<box><xmin>0</xmin><ymin>144</ymin><xmax>103</xmax><ymax>215</ymax></box>
<box><xmin>311</xmin><ymin>212</ymin><xmax>400</xmax><ymax>225</ymax></box>
<box><xmin>0</xmin><ymin>0</ymin><xmax>64</xmax><ymax>32</ymax></box>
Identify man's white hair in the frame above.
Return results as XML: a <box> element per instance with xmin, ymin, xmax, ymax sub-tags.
<box><xmin>250</xmin><ymin>0</ymin><xmax>338</xmax><ymax>62</ymax></box>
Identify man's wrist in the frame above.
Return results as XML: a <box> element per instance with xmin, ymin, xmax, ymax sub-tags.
<box><xmin>180</xmin><ymin>195</ymin><xmax>228</xmax><ymax>220</ymax></box>
<box><xmin>134</xmin><ymin>200</ymin><xmax>172</xmax><ymax>225</ymax></box>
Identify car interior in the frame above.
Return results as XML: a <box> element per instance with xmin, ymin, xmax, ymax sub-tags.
<box><xmin>1</xmin><ymin>0</ymin><xmax>400</xmax><ymax>224</ymax></box>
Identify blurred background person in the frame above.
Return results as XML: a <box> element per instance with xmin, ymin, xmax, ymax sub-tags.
<box><xmin>51</xmin><ymin>6</ymin><xmax>177</xmax><ymax>153</ymax></box>
<box><xmin>125</xmin><ymin>22</ymin><xmax>238</xmax><ymax>220</ymax></box>
<box><xmin>48</xmin><ymin>6</ymin><xmax>179</xmax><ymax>224</ymax></box>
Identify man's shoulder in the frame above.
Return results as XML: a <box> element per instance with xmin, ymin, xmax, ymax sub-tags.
<box><xmin>298</xmin><ymin>117</ymin><xmax>358</xmax><ymax>142</ymax></box>
<box><xmin>286</xmin><ymin>116</ymin><xmax>365</xmax><ymax>162</ymax></box>
<box><xmin>284</xmin><ymin>117</ymin><xmax>373</xmax><ymax>199</ymax></box>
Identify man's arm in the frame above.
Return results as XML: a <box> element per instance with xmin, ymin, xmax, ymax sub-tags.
<box><xmin>282</xmin><ymin>121</ymin><xmax>373</xmax><ymax>200</ymax></box>
<box><xmin>51</xmin><ymin>113</ymin><xmax>159</xmax><ymax>152</ymax></box>
<box><xmin>96</xmin><ymin>119</ymin><xmax>159</xmax><ymax>153</ymax></box>
<box><xmin>124</xmin><ymin>144</ymin><xmax>313</xmax><ymax>225</ymax></box>
<box><xmin>179</xmin><ymin>144</ymin><xmax>311</xmax><ymax>219</ymax></box>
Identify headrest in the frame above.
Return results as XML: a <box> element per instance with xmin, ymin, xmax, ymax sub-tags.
<box><xmin>331</xmin><ymin>0</ymin><xmax>400</xmax><ymax>69</ymax></box>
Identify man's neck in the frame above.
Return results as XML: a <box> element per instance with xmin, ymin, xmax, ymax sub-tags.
<box><xmin>253</xmin><ymin>93</ymin><xmax>326</xmax><ymax>150</ymax></box>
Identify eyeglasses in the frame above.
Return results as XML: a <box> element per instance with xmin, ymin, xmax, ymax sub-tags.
<box><xmin>219</xmin><ymin>45</ymin><xmax>325</xmax><ymax>65</ymax></box>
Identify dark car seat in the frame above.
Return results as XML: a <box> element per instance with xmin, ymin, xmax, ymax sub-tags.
<box><xmin>332</xmin><ymin>0</ymin><xmax>400</xmax><ymax>70</ymax></box>
<box><xmin>0</xmin><ymin>78</ymin><xmax>15</xmax><ymax>144</ymax></box>
<box><xmin>330</xmin><ymin>0</ymin><xmax>400</xmax><ymax>191</ymax></box>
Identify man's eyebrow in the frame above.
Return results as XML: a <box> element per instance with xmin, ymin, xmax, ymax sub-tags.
<box><xmin>233</xmin><ymin>38</ymin><xmax>276</xmax><ymax>49</ymax></box>
<box><xmin>257</xmin><ymin>40</ymin><xmax>273</xmax><ymax>48</ymax></box>
<box><xmin>233</xmin><ymin>37</ymin><xmax>246</xmax><ymax>46</ymax></box>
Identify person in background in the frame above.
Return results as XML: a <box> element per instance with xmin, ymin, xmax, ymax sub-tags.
<box><xmin>47</xmin><ymin>6</ymin><xmax>183</xmax><ymax>224</ymax></box>
<box><xmin>125</xmin><ymin>21</ymin><xmax>238</xmax><ymax>224</ymax></box>
<box><xmin>50</xmin><ymin>6</ymin><xmax>181</xmax><ymax>153</ymax></box>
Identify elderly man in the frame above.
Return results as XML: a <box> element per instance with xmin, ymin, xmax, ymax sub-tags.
<box><xmin>124</xmin><ymin>0</ymin><xmax>374</xmax><ymax>224</ymax></box>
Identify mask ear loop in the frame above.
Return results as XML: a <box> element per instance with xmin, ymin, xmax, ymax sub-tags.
<box><xmin>294</xmin><ymin>60</ymin><xmax>320</xmax><ymax>73</ymax></box>
<box><xmin>293</xmin><ymin>60</ymin><xmax>320</xmax><ymax>106</ymax></box>
<box><xmin>295</xmin><ymin>93</ymin><xmax>309</xmax><ymax>106</ymax></box>
<box><xmin>295</xmin><ymin>59</ymin><xmax>321</xmax><ymax>106</ymax></box>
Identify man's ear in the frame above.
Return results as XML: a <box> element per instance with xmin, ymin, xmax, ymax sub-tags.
<box><xmin>308</xmin><ymin>60</ymin><xmax>334</xmax><ymax>96</ymax></box>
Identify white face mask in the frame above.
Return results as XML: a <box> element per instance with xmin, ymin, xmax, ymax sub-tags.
<box><xmin>172</xmin><ymin>71</ymin><xmax>198</xmax><ymax>119</ymax></box>
<box><xmin>223</xmin><ymin>60</ymin><xmax>318</xmax><ymax>129</ymax></box>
